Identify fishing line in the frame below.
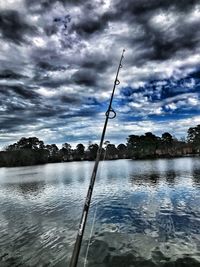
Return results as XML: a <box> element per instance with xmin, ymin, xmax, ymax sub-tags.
<box><xmin>83</xmin><ymin>203</ymin><xmax>98</xmax><ymax>267</ymax></box>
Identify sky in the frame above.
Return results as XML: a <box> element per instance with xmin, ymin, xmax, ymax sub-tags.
<box><xmin>1</xmin><ymin>0</ymin><xmax>200</xmax><ymax>148</ymax></box>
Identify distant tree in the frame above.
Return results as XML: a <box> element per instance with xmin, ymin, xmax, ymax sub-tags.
<box><xmin>60</xmin><ymin>143</ymin><xmax>72</xmax><ymax>160</ymax></box>
<box><xmin>160</xmin><ymin>132</ymin><xmax>173</xmax><ymax>154</ymax></box>
<box><xmin>62</xmin><ymin>143</ymin><xmax>72</xmax><ymax>152</ymax></box>
<box><xmin>162</xmin><ymin>132</ymin><xmax>173</xmax><ymax>144</ymax></box>
<box><xmin>141</xmin><ymin>132</ymin><xmax>159</xmax><ymax>156</ymax></box>
<box><xmin>87</xmin><ymin>143</ymin><xmax>99</xmax><ymax>160</ymax></box>
<box><xmin>106</xmin><ymin>144</ymin><xmax>118</xmax><ymax>159</ymax></box>
<box><xmin>127</xmin><ymin>134</ymin><xmax>141</xmax><ymax>158</ymax></box>
<box><xmin>6</xmin><ymin>137</ymin><xmax>44</xmax><ymax>151</ymax></box>
<box><xmin>76</xmin><ymin>143</ymin><xmax>85</xmax><ymax>155</ymax></box>
<box><xmin>45</xmin><ymin>144</ymin><xmax>60</xmax><ymax>162</ymax></box>
<box><xmin>5</xmin><ymin>143</ymin><xmax>18</xmax><ymax>151</ymax></box>
<box><xmin>127</xmin><ymin>132</ymin><xmax>159</xmax><ymax>158</ymax></box>
<box><xmin>46</xmin><ymin>144</ymin><xmax>58</xmax><ymax>155</ymax></box>
<box><xmin>74</xmin><ymin>143</ymin><xmax>85</xmax><ymax>160</ymax></box>
<box><xmin>104</xmin><ymin>140</ymin><xmax>110</xmax><ymax>148</ymax></box>
<box><xmin>187</xmin><ymin>125</ymin><xmax>200</xmax><ymax>152</ymax></box>
<box><xmin>4</xmin><ymin>125</ymin><xmax>200</xmax><ymax>167</ymax></box>
<box><xmin>4</xmin><ymin>137</ymin><xmax>48</xmax><ymax>166</ymax></box>
<box><xmin>117</xmin><ymin>143</ymin><xmax>127</xmax><ymax>158</ymax></box>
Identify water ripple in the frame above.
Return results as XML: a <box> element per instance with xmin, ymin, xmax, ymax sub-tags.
<box><xmin>0</xmin><ymin>159</ymin><xmax>199</xmax><ymax>266</ymax></box>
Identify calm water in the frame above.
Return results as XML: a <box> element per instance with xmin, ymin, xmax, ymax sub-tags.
<box><xmin>0</xmin><ymin>158</ymin><xmax>199</xmax><ymax>267</ymax></box>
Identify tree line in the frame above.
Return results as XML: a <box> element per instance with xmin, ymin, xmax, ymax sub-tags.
<box><xmin>0</xmin><ymin>124</ymin><xmax>200</xmax><ymax>167</ymax></box>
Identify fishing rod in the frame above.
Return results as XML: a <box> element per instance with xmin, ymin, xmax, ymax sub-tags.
<box><xmin>69</xmin><ymin>49</ymin><xmax>125</xmax><ymax>267</ymax></box>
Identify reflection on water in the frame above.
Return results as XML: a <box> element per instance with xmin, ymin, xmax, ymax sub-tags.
<box><xmin>193</xmin><ymin>169</ymin><xmax>200</xmax><ymax>185</ymax></box>
<box><xmin>0</xmin><ymin>158</ymin><xmax>199</xmax><ymax>266</ymax></box>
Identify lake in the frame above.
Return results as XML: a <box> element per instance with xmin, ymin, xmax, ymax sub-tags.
<box><xmin>0</xmin><ymin>158</ymin><xmax>199</xmax><ymax>267</ymax></box>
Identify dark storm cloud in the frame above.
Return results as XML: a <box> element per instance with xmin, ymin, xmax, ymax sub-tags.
<box><xmin>0</xmin><ymin>10</ymin><xmax>37</xmax><ymax>44</ymax></box>
<box><xmin>72</xmin><ymin>18</ymin><xmax>105</xmax><ymax>36</ymax></box>
<box><xmin>68</xmin><ymin>2</ymin><xmax>110</xmax><ymax>38</ymax></box>
<box><xmin>110</xmin><ymin>0</ymin><xmax>199</xmax><ymax>16</ymax></box>
<box><xmin>73</xmin><ymin>0</ymin><xmax>200</xmax><ymax>66</ymax></box>
<box><xmin>72</xmin><ymin>6</ymin><xmax>108</xmax><ymax>37</ymax></box>
<box><xmin>26</xmin><ymin>0</ymin><xmax>88</xmax><ymax>10</ymax></box>
<box><xmin>0</xmin><ymin>117</ymin><xmax>32</xmax><ymax>130</ymax></box>
<box><xmin>71</xmin><ymin>69</ymin><xmax>97</xmax><ymax>86</ymax></box>
<box><xmin>36</xmin><ymin>106</ymin><xmax>65</xmax><ymax>117</ymax></box>
<box><xmin>0</xmin><ymin>70</ymin><xmax>28</xmax><ymax>80</ymax></box>
<box><xmin>0</xmin><ymin>84</ymin><xmax>43</xmax><ymax>129</ymax></box>
<box><xmin>0</xmin><ymin>82</ymin><xmax>84</xmax><ymax>136</ymax></box>
<box><xmin>60</xmin><ymin>95</ymin><xmax>80</xmax><ymax>104</ymax></box>
<box><xmin>31</xmin><ymin>47</ymin><xmax>62</xmax><ymax>63</ymax></box>
<box><xmin>36</xmin><ymin>78</ymin><xmax>70</xmax><ymax>88</ymax></box>
<box><xmin>25</xmin><ymin>0</ymin><xmax>91</xmax><ymax>15</ymax></box>
<box><xmin>0</xmin><ymin>85</ymin><xmax>39</xmax><ymax>100</ymax></box>
<box><xmin>44</xmin><ymin>14</ymin><xmax>71</xmax><ymax>37</ymax></box>
<box><xmin>80</xmin><ymin>53</ymin><xmax>109</xmax><ymax>72</ymax></box>
<box><xmin>81</xmin><ymin>59</ymin><xmax>107</xmax><ymax>72</ymax></box>
<box><xmin>0</xmin><ymin>84</ymin><xmax>78</xmax><ymax>118</ymax></box>
<box><xmin>27</xmin><ymin>0</ymin><xmax>108</xmax><ymax>37</ymax></box>
<box><xmin>140</xmin><ymin>18</ymin><xmax>200</xmax><ymax>61</ymax></box>
<box><xmin>106</xmin><ymin>0</ymin><xmax>200</xmax><ymax>62</ymax></box>
<box><xmin>0</xmin><ymin>95</ymin><xmax>72</xmax><ymax>133</ymax></box>
<box><xmin>37</xmin><ymin>61</ymin><xmax>66</xmax><ymax>72</ymax></box>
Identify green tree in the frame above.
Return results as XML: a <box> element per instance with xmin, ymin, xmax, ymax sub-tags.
<box><xmin>162</xmin><ymin>132</ymin><xmax>173</xmax><ymax>144</ymax></box>
<box><xmin>6</xmin><ymin>137</ymin><xmax>44</xmax><ymax>151</ymax></box>
<box><xmin>117</xmin><ymin>143</ymin><xmax>127</xmax><ymax>158</ymax></box>
<box><xmin>127</xmin><ymin>133</ymin><xmax>159</xmax><ymax>158</ymax></box>
<box><xmin>127</xmin><ymin>134</ymin><xmax>141</xmax><ymax>158</ymax></box>
<box><xmin>187</xmin><ymin>125</ymin><xmax>200</xmax><ymax>152</ymax></box>
<box><xmin>74</xmin><ymin>143</ymin><xmax>85</xmax><ymax>160</ymax></box>
<box><xmin>161</xmin><ymin>132</ymin><xmax>173</xmax><ymax>154</ymax></box>
<box><xmin>87</xmin><ymin>143</ymin><xmax>99</xmax><ymax>160</ymax></box>
<box><xmin>60</xmin><ymin>143</ymin><xmax>72</xmax><ymax>160</ymax></box>
<box><xmin>141</xmin><ymin>132</ymin><xmax>159</xmax><ymax>157</ymax></box>
<box><xmin>45</xmin><ymin>144</ymin><xmax>60</xmax><ymax>162</ymax></box>
<box><xmin>76</xmin><ymin>143</ymin><xmax>85</xmax><ymax>155</ymax></box>
<box><xmin>5</xmin><ymin>137</ymin><xmax>47</xmax><ymax>166</ymax></box>
<box><xmin>106</xmin><ymin>144</ymin><xmax>118</xmax><ymax>159</ymax></box>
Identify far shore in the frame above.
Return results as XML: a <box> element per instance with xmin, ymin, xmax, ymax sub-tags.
<box><xmin>1</xmin><ymin>125</ymin><xmax>200</xmax><ymax>168</ymax></box>
<box><xmin>0</xmin><ymin>153</ymin><xmax>199</xmax><ymax>168</ymax></box>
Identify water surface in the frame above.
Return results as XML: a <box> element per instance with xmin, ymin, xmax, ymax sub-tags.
<box><xmin>0</xmin><ymin>158</ymin><xmax>199</xmax><ymax>266</ymax></box>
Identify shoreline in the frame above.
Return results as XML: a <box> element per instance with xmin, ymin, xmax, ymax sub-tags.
<box><xmin>0</xmin><ymin>153</ymin><xmax>199</xmax><ymax>168</ymax></box>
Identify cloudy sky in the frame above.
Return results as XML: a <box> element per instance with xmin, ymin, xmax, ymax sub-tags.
<box><xmin>1</xmin><ymin>0</ymin><xmax>200</xmax><ymax>148</ymax></box>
